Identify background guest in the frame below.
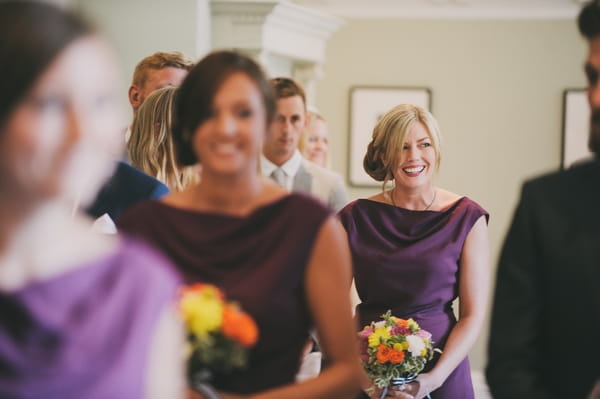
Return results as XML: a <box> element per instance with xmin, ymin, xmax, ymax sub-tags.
<box><xmin>0</xmin><ymin>2</ymin><xmax>184</xmax><ymax>398</ymax></box>
<box><xmin>128</xmin><ymin>51</ymin><xmax>194</xmax><ymax>119</ymax></box>
<box><xmin>339</xmin><ymin>104</ymin><xmax>490</xmax><ymax>399</ymax></box>
<box><xmin>261</xmin><ymin>77</ymin><xmax>348</xmax><ymax>212</ymax></box>
<box><xmin>128</xmin><ymin>86</ymin><xmax>200</xmax><ymax>191</ymax></box>
<box><xmin>486</xmin><ymin>1</ymin><xmax>600</xmax><ymax>397</ymax></box>
<box><xmin>86</xmin><ymin>160</ymin><xmax>169</xmax><ymax>225</ymax></box>
<box><xmin>118</xmin><ymin>50</ymin><xmax>364</xmax><ymax>399</ymax></box>
<box><xmin>299</xmin><ymin>111</ymin><xmax>330</xmax><ymax>169</ymax></box>
<box><xmin>87</xmin><ymin>50</ymin><xmax>194</xmax><ymax>223</ymax></box>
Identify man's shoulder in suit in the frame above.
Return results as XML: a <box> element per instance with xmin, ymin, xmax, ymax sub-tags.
<box><xmin>301</xmin><ymin>158</ymin><xmax>344</xmax><ymax>183</ymax></box>
<box><xmin>521</xmin><ymin>158</ymin><xmax>600</xmax><ymax>216</ymax></box>
<box><xmin>300</xmin><ymin>158</ymin><xmax>348</xmax><ymax>212</ymax></box>
<box><xmin>524</xmin><ymin>158</ymin><xmax>599</xmax><ymax>192</ymax></box>
<box><xmin>86</xmin><ymin>162</ymin><xmax>169</xmax><ymax>220</ymax></box>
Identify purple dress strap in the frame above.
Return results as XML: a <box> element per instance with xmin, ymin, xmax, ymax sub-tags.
<box><xmin>0</xmin><ymin>238</ymin><xmax>181</xmax><ymax>398</ymax></box>
<box><xmin>339</xmin><ymin>196</ymin><xmax>489</xmax><ymax>399</ymax></box>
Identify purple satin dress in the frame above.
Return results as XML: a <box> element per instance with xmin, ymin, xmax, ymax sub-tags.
<box><xmin>0</xmin><ymin>238</ymin><xmax>180</xmax><ymax>398</ymax></box>
<box><xmin>118</xmin><ymin>193</ymin><xmax>332</xmax><ymax>394</ymax></box>
<box><xmin>338</xmin><ymin>197</ymin><xmax>488</xmax><ymax>399</ymax></box>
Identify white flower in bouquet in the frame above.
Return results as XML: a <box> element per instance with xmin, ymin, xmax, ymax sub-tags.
<box><xmin>406</xmin><ymin>334</ymin><xmax>426</xmax><ymax>357</ymax></box>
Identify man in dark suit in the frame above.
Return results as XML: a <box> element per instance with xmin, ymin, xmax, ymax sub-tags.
<box><xmin>486</xmin><ymin>2</ymin><xmax>600</xmax><ymax>398</ymax></box>
<box><xmin>87</xmin><ymin>161</ymin><xmax>169</xmax><ymax>220</ymax></box>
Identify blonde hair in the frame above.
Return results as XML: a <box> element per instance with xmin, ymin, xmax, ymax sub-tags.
<box><xmin>131</xmin><ymin>51</ymin><xmax>194</xmax><ymax>88</ymax></box>
<box><xmin>299</xmin><ymin>111</ymin><xmax>330</xmax><ymax>168</ymax></box>
<box><xmin>363</xmin><ymin>104</ymin><xmax>442</xmax><ymax>192</ymax></box>
<box><xmin>128</xmin><ymin>86</ymin><xmax>199</xmax><ymax>191</ymax></box>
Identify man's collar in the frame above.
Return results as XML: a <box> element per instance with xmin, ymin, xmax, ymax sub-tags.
<box><xmin>261</xmin><ymin>150</ymin><xmax>302</xmax><ymax>177</ymax></box>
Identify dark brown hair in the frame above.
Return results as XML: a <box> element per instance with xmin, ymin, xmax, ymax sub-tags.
<box><xmin>173</xmin><ymin>50</ymin><xmax>276</xmax><ymax>166</ymax></box>
<box><xmin>579</xmin><ymin>0</ymin><xmax>600</xmax><ymax>40</ymax></box>
<box><xmin>270</xmin><ymin>77</ymin><xmax>306</xmax><ymax>108</ymax></box>
<box><xmin>0</xmin><ymin>1</ymin><xmax>93</xmax><ymax>127</ymax></box>
<box><xmin>579</xmin><ymin>0</ymin><xmax>600</xmax><ymax>155</ymax></box>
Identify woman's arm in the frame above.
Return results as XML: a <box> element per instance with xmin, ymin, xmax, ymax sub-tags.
<box><xmin>413</xmin><ymin>215</ymin><xmax>490</xmax><ymax>398</ymax></box>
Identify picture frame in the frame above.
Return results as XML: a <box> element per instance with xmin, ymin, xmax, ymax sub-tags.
<box><xmin>562</xmin><ymin>88</ymin><xmax>592</xmax><ymax>169</ymax></box>
<box><xmin>348</xmin><ymin>86</ymin><xmax>432</xmax><ymax>187</ymax></box>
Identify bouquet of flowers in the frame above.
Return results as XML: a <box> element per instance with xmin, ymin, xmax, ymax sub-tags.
<box><xmin>358</xmin><ymin>310</ymin><xmax>440</xmax><ymax>398</ymax></box>
<box><xmin>179</xmin><ymin>283</ymin><xmax>259</xmax><ymax>385</ymax></box>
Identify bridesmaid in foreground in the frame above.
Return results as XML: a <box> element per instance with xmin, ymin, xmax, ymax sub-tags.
<box><xmin>118</xmin><ymin>50</ymin><xmax>364</xmax><ymax>399</ymax></box>
<box><xmin>339</xmin><ymin>104</ymin><xmax>490</xmax><ymax>399</ymax></box>
<box><xmin>0</xmin><ymin>2</ymin><xmax>184</xmax><ymax>398</ymax></box>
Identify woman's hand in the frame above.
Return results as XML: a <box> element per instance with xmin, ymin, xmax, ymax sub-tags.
<box><xmin>412</xmin><ymin>373</ymin><xmax>441</xmax><ymax>399</ymax></box>
<box><xmin>588</xmin><ymin>380</ymin><xmax>600</xmax><ymax>399</ymax></box>
<box><xmin>219</xmin><ymin>393</ymin><xmax>245</xmax><ymax>399</ymax></box>
<box><xmin>186</xmin><ymin>387</ymin><xmax>245</xmax><ymax>399</ymax></box>
<box><xmin>366</xmin><ymin>384</ymin><xmax>415</xmax><ymax>399</ymax></box>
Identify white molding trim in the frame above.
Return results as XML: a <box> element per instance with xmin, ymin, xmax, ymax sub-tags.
<box><xmin>290</xmin><ymin>1</ymin><xmax>582</xmax><ymax>20</ymax></box>
<box><xmin>210</xmin><ymin>0</ymin><xmax>344</xmax><ymax>108</ymax></box>
<box><xmin>210</xmin><ymin>0</ymin><xmax>344</xmax><ymax>63</ymax></box>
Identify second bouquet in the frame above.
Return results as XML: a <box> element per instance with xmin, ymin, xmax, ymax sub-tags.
<box><xmin>358</xmin><ymin>310</ymin><xmax>440</xmax><ymax>399</ymax></box>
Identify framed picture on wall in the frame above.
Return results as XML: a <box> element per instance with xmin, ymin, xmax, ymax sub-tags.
<box><xmin>562</xmin><ymin>88</ymin><xmax>592</xmax><ymax>169</ymax></box>
<box><xmin>348</xmin><ymin>86</ymin><xmax>432</xmax><ymax>187</ymax></box>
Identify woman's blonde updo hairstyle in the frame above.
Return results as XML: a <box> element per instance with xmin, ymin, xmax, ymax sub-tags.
<box><xmin>363</xmin><ymin>103</ymin><xmax>442</xmax><ymax>191</ymax></box>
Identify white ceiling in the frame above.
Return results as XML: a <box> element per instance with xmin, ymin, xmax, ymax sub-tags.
<box><xmin>290</xmin><ymin>0</ymin><xmax>587</xmax><ymax>19</ymax></box>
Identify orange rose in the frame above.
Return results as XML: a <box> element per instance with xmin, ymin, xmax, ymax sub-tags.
<box><xmin>388</xmin><ymin>349</ymin><xmax>405</xmax><ymax>364</ymax></box>
<box><xmin>376</xmin><ymin>344</ymin><xmax>392</xmax><ymax>363</ymax></box>
<box><xmin>222</xmin><ymin>304</ymin><xmax>259</xmax><ymax>347</ymax></box>
<box><xmin>393</xmin><ymin>317</ymin><xmax>410</xmax><ymax>329</ymax></box>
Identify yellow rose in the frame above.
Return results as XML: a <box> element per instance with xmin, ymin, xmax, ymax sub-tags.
<box><xmin>368</xmin><ymin>334</ymin><xmax>380</xmax><ymax>347</ymax></box>
<box><xmin>188</xmin><ymin>298</ymin><xmax>223</xmax><ymax>336</ymax></box>
<box><xmin>368</xmin><ymin>327</ymin><xmax>391</xmax><ymax>347</ymax></box>
<box><xmin>181</xmin><ymin>287</ymin><xmax>224</xmax><ymax>336</ymax></box>
<box><xmin>393</xmin><ymin>341</ymin><xmax>409</xmax><ymax>351</ymax></box>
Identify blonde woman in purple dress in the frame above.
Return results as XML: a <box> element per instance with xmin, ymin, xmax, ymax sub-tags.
<box><xmin>339</xmin><ymin>104</ymin><xmax>490</xmax><ymax>399</ymax></box>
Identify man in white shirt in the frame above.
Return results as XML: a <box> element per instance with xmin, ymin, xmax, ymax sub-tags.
<box><xmin>261</xmin><ymin>77</ymin><xmax>348</xmax><ymax>211</ymax></box>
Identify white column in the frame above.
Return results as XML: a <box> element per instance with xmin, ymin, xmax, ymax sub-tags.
<box><xmin>210</xmin><ymin>0</ymin><xmax>344</xmax><ymax>99</ymax></box>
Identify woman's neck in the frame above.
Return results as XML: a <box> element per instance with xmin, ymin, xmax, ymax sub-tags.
<box><xmin>174</xmin><ymin>171</ymin><xmax>269</xmax><ymax>216</ymax></box>
<box><xmin>389</xmin><ymin>185</ymin><xmax>437</xmax><ymax>211</ymax></box>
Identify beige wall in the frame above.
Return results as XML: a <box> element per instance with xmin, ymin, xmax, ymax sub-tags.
<box><xmin>317</xmin><ymin>18</ymin><xmax>587</xmax><ymax>371</ymax></box>
<box><xmin>75</xmin><ymin>0</ymin><xmax>203</xmax><ymax>119</ymax></box>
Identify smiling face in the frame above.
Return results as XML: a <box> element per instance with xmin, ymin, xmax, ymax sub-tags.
<box><xmin>191</xmin><ymin>72</ymin><xmax>266</xmax><ymax>177</ymax></box>
<box><xmin>0</xmin><ymin>36</ymin><xmax>124</xmax><ymax>206</ymax></box>
<box><xmin>391</xmin><ymin>121</ymin><xmax>437</xmax><ymax>190</ymax></box>
<box><xmin>302</xmin><ymin>117</ymin><xmax>329</xmax><ymax>167</ymax></box>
